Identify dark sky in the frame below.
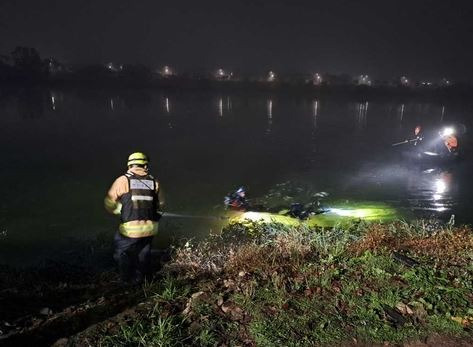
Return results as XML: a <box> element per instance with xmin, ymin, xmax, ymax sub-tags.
<box><xmin>1</xmin><ymin>0</ymin><xmax>473</xmax><ymax>80</ymax></box>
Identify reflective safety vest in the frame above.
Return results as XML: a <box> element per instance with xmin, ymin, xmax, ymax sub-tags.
<box><xmin>119</xmin><ymin>173</ymin><xmax>159</xmax><ymax>238</ymax></box>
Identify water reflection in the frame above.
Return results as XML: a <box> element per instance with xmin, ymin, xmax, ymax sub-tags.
<box><xmin>398</xmin><ymin>103</ymin><xmax>405</xmax><ymax>125</ymax></box>
<box><xmin>266</xmin><ymin>99</ymin><xmax>273</xmax><ymax>134</ymax></box>
<box><xmin>218</xmin><ymin>97</ymin><xmax>223</xmax><ymax>117</ymax></box>
<box><xmin>407</xmin><ymin>168</ymin><xmax>455</xmax><ymax>214</ymax></box>
<box><xmin>164</xmin><ymin>97</ymin><xmax>171</xmax><ymax>114</ymax></box>
<box><xmin>355</xmin><ymin>101</ymin><xmax>368</xmax><ymax>131</ymax></box>
<box><xmin>313</xmin><ymin>100</ymin><xmax>319</xmax><ymax>130</ymax></box>
<box><xmin>50</xmin><ymin>92</ymin><xmax>57</xmax><ymax>111</ymax></box>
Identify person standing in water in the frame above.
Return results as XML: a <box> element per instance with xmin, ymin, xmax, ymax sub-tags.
<box><xmin>104</xmin><ymin>152</ymin><xmax>163</xmax><ymax>285</ymax></box>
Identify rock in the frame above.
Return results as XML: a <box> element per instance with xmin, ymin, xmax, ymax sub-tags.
<box><xmin>40</xmin><ymin>307</ymin><xmax>53</xmax><ymax>316</ymax></box>
<box><xmin>52</xmin><ymin>338</ymin><xmax>69</xmax><ymax>346</ymax></box>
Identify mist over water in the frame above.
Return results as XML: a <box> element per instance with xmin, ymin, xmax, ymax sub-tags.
<box><xmin>1</xmin><ymin>89</ymin><xmax>473</xmax><ymax>265</ymax></box>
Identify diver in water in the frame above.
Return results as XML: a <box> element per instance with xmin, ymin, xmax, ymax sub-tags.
<box><xmin>413</xmin><ymin>125</ymin><xmax>424</xmax><ymax>146</ymax></box>
<box><xmin>225</xmin><ymin>187</ymin><xmax>327</xmax><ymax>220</ymax></box>
<box><xmin>439</xmin><ymin>128</ymin><xmax>459</xmax><ymax>154</ymax></box>
<box><xmin>224</xmin><ymin>187</ymin><xmax>249</xmax><ymax>211</ymax></box>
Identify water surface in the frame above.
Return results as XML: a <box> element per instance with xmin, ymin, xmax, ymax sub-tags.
<box><xmin>1</xmin><ymin>89</ymin><xmax>472</xmax><ymax>265</ymax></box>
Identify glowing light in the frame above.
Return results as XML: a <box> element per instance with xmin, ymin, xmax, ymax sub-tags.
<box><xmin>51</xmin><ymin>95</ymin><xmax>56</xmax><ymax>111</ymax></box>
<box><xmin>440</xmin><ymin>127</ymin><xmax>455</xmax><ymax>137</ymax></box>
<box><xmin>162</xmin><ymin>65</ymin><xmax>173</xmax><ymax>76</ymax></box>
<box><xmin>267</xmin><ymin>71</ymin><xmax>276</xmax><ymax>82</ymax></box>
<box><xmin>435</xmin><ymin>179</ymin><xmax>447</xmax><ymax>194</ymax></box>
<box><xmin>328</xmin><ymin>208</ymin><xmax>370</xmax><ymax>218</ymax></box>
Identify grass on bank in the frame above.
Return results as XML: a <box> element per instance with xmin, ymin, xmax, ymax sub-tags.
<box><xmin>93</xmin><ymin>219</ymin><xmax>473</xmax><ymax>346</ymax></box>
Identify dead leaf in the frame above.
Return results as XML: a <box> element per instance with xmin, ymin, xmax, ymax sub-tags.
<box><xmin>396</xmin><ymin>302</ymin><xmax>414</xmax><ymax>315</ymax></box>
<box><xmin>451</xmin><ymin>316</ymin><xmax>473</xmax><ymax>327</ymax></box>
<box><xmin>191</xmin><ymin>291</ymin><xmax>205</xmax><ymax>299</ymax></box>
<box><xmin>224</xmin><ymin>279</ymin><xmax>236</xmax><ymax>289</ymax></box>
<box><xmin>217</xmin><ymin>297</ymin><xmax>224</xmax><ymax>306</ymax></box>
<box><xmin>221</xmin><ymin>301</ymin><xmax>244</xmax><ymax>320</ymax></box>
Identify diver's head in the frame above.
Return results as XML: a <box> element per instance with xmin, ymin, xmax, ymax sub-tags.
<box><xmin>236</xmin><ymin>187</ymin><xmax>246</xmax><ymax>197</ymax></box>
<box><xmin>414</xmin><ymin>125</ymin><xmax>422</xmax><ymax>136</ymax></box>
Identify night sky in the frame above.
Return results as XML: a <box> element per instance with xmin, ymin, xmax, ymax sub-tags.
<box><xmin>1</xmin><ymin>0</ymin><xmax>473</xmax><ymax>80</ymax></box>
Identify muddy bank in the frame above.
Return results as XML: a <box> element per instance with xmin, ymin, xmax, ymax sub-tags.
<box><xmin>2</xmin><ymin>220</ymin><xmax>473</xmax><ymax>346</ymax></box>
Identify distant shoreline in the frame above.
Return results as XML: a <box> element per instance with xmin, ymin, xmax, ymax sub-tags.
<box><xmin>2</xmin><ymin>79</ymin><xmax>473</xmax><ymax>102</ymax></box>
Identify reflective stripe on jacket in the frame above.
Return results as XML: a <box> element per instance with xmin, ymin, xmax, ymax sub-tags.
<box><xmin>105</xmin><ymin>166</ymin><xmax>161</xmax><ymax>238</ymax></box>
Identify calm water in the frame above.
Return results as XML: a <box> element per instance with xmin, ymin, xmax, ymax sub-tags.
<box><xmin>1</xmin><ymin>88</ymin><xmax>473</xmax><ymax>265</ymax></box>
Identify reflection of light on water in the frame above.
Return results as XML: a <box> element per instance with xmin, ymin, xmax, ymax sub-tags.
<box><xmin>266</xmin><ymin>99</ymin><xmax>273</xmax><ymax>134</ymax></box>
<box><xmin>356</xmin><ymin>102</ymin><xmax>368</xmax><ymax>130</ymax></box>
<box><xmin>398</xmin><ymin>103</ymin><xmax>404</xmax><ymax>123</ymax></box>
<box><xmin>51</xmin><ymin>94</ymin><xmax>56</xmax><ymax>111</ymax></box>
<box><xmin>313</xmin><ymin>100</ymin><xmax>318</xmax><ymax>129</ymax></box>
<box><xmin>431</xmin><ymin>177</ymin><xmax>449</xmax><ymax>208</ymax></box>
<box><xmin>218</xmin><ymin>98</ymin><xmax>223</xmax><ymax>117</ymax></box>
<box><xmin>165</xmin><ymin>97</ymin><xmax>170</xmax><ymax>114</ymax></box>
<box><xmin>329</xmin><ymin>208</ymin><xmax>370</xmax><ymax>218</ymax></box>
<box><xmin>435</xmin><ymin>179</ymin><xmax>447</xmax><ymax>194</ymax></box>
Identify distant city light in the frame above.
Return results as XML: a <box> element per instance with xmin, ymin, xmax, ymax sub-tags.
<box><xmin>161</xmin><ymin>65</ymin><xmax>174</xmax><ymax>77</ymax></box>
<box><xmin>215</xmin><ymin>68</ymin><xmax>232</xmax><ymax>80</ymax></box>
<box><xmin>400</xmin><ymin>76</ymin><xmax>409</xmax><ymax>86</ymax></box>
<box><xmin>313</xmin><ymin>73</ymin><xmax>323</xmax><ymax>85</ymax></box>
<box><xmin>357</xmin><ymin>74</ymin><xmax>371</xmax><ymax>86</ymax></box>
<box><xmin>267</xmin><ymin>71</ymin><xmax>276</xmax><ymax>82</ymax></box>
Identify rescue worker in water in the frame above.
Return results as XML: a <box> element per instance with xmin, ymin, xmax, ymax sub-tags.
<box><xmin>104</xmin><ymin>152</ymin><xmax>163</xmax><ymax>284</ymax></box>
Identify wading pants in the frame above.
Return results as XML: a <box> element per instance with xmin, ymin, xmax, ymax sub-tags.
<box><xmin>113</xmin><ymin>232</ymin><xmax>153</xmax><ymax>284</ymax></box>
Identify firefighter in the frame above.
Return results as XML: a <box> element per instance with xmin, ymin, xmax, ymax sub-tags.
<box><xmin>105</xmin><ymin>152</ymin><xmax>163</xmax><ymax>285</ymax></box>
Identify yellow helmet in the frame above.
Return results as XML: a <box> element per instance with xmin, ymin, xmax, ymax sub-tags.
<box><xmin>127</xmin><ymin>152</ymin><xmax>149</xmax><ymax>167</ymax></box>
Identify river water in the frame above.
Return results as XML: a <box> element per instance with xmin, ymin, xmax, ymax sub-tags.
<box><xmin>1</xmin><ymin>88</ymin><xmax>472</xmax><ymax>265</ymax></box>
